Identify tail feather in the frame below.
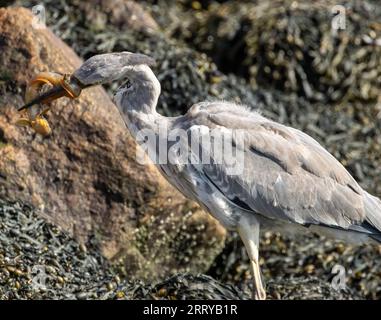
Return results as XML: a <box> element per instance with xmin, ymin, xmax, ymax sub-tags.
<box><xmin>363</xmin><ymin>191</ymin><xmax>381</xmax><ymax>242</ymax></box>
<box><xmin>369</xmin><ymin>234</ymin><xmax>381</xmax><ymax>244</ymax></box>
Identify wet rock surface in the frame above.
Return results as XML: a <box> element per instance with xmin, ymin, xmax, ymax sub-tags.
<box><xmin>0</xmin><ymin>0</ymin><xmax>380</xmax><ymax>299</ymax></box>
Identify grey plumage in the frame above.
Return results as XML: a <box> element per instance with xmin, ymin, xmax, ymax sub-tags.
<box><xmin>159</xmin><ymin>101</ymin><xmax>381</xmax><ymax>240</ymax></box>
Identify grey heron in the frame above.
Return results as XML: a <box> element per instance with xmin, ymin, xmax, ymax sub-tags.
<box><xmin>19</xmin><ymin>52</ymin><xmax>381</xmax><ymax>300</ymax></box>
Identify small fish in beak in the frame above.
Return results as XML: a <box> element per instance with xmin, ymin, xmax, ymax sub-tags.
<box><xmin>17</xmin><ymin>72</ymin><xmax>83</xmax><ymax>136</ymax></box>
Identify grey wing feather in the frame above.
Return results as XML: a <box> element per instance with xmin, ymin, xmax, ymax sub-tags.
<box><xmin>183</xmin><ymin>102</ymin><xmax>381</xmax><ymax>233</ymax></box>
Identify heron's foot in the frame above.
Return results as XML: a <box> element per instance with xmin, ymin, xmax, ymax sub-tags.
<box><xmin>252</xmin><ymin>285</ymin><xmax>266</xmax><ymax>300</ymax></box>
<box><xmin>250</xmin><ymin>260</ymin><xmax>266</xmax><ymax>300</ymax></box>
<box><xmin>17</xmin><ymin>72</ymin><xmax>81</xmax><ymax>136</ymax></box>
<box><xmin>252</xmin><ymin>292</ymin><xmax>266</xmax><ymax>300</ymax></box>
<box><xmin>237</xmin><ymin>216</ymin><xmax>266</xmax><ymax>300</ymax></box>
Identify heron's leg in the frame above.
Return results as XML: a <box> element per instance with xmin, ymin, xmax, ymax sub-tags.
<box><xmin>237</xmin><ymin>215</ymin><xmax>266</xmax><ymax>300</ymax></box>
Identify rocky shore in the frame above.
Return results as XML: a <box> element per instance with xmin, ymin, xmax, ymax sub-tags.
<box><xmin>0</xmin><ymin>0</ymin><xmax>380</xmax><ymax>299</ymax></box>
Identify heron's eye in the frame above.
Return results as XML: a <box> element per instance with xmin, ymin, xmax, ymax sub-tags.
<box><xmin>120</xmin><ymin>80</ymin><xmax>132</xmax><ymax>90</ymax></box>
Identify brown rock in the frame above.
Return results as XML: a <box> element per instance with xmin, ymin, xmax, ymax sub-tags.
<box><xmin>0</xmin><ymin>7</ymin><xmax>225</xmax><ymax>280</ymax></box>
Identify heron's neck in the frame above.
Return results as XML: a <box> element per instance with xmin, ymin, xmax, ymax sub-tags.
<box><xmin>116</xmin><ymin>65</ymin><xmax>166</xmax><ymax>137</ymax></box>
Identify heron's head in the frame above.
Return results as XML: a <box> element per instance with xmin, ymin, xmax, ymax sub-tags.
<box><xmin>18</xmin><ymin>52</ymin><xmax>158</xmax><ymax>134</ymax></box>
<box><xmin>73</xmin><ymin>51</ymin><xmax>159</xmax><ymax>112</ymax></box>
<box><xmin>19</xmin><ymin>52</ymin><xmax>156</xmax><ymax>110</ymax></box>
<box><xmin>72</xmin><ymin>51</ymin><xmax>156</xmax><ymax>87</ymax></box>
<box><xmin>112</xmin><ymin>64</ymin><xmax>161</xmax><ymax>114</ymax></box>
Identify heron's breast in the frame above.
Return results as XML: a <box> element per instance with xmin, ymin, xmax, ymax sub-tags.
<box><xmin>157</xmin><ymin>163</ymin><xmax>240</xmax><ymax>230</ymax></box>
